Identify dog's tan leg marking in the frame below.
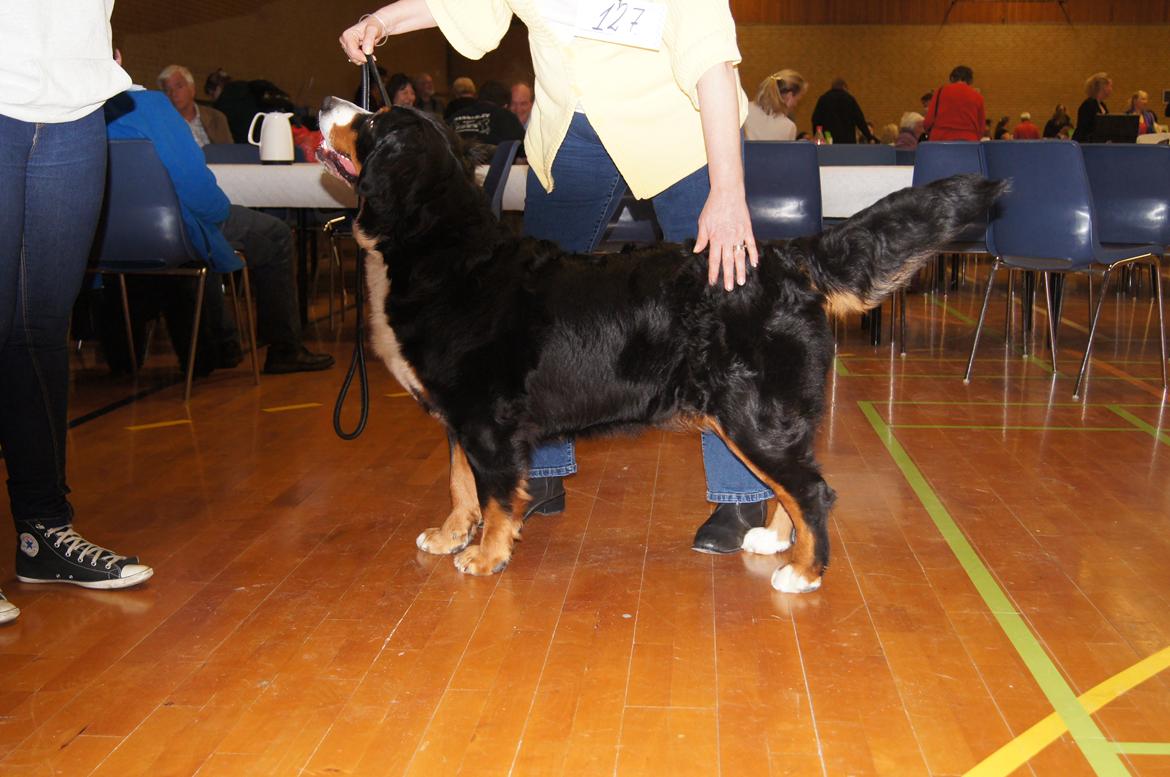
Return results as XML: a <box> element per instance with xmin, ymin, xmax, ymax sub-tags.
<box><xmin>417</xmin><ymin>442</ymin><xmax>483</xmax><ymax>555</ymax></box>
<box><xmin>453</xmin><ymin>491</ymin><xmax>523</xmax><ymax>576</ymax></box>
<box><xmin>705</xmin><ymin>421</ymin><xmax>824</xmax><ymax>593</ymax></box>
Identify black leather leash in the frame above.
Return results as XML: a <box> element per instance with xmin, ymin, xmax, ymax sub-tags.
<box><xmin>333</xmin><ymin>54</ymin><xmax>390</xmax><ymax>440</ymax></box>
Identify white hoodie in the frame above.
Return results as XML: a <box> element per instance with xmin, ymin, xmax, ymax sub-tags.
<box><xmin>0</xmin><ymin>0</ymin><xmax>131</xmax><ymax>123</ymax></box>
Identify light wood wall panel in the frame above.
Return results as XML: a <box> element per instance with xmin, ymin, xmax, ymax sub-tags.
<box><xmin>730</xmin><ymin>0</ymin><xmax>1170</xmax><ymax>25</ymax></box>
<box><xmin>738</xmin><ymin>24</ymin><xmax>1170</xmax><ymax>142</ymax></box>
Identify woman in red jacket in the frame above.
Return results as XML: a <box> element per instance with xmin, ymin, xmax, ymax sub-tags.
<box><xmin>922</xmin><ymin>65</ymin><xmax>985</xmax><ymax>142</ymax></box>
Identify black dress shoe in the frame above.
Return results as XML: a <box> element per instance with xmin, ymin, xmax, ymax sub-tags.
<box><xmin>524</xmin><ymin>476</ymin><xmax>565</xmax><ymax>519</ymax></box>
<box><xmin>263</xmin><ymin>346</ymin><xmax>335</xmax><ymax>374</ymax></box>
<box><xmin>691</xmin><ymin>501</ymin><xmax>768</xmax><ymax>554</ymax></box>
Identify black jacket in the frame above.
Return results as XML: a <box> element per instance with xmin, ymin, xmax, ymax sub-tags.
<box><xmin>810</xmin><ymin>88</ymin><xmax>874</xmax><ymax>144</ymax></box>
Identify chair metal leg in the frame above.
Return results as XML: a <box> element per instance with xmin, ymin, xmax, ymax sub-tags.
<box><xmin>116</xmin><ymin>274</ymin><xmax>138</xmax><ymax>379</ymax></box>
<box><xmin>899</xmin><ymin>288</ymin><xmax>907</xmax><ymax>356</ymax></box>
<box><xmin>965</xmin><ymin>258</ymin><xmax>1001</xmax><ymax>383</ymax></box>
<box><xmin>184</xmin><ymin>268</ymin><xmax>207</xmax><ymax>404</ymax></box>
<box><xmin>1152</xmin><ymin>257</ymin><xmax>1167</xmax><ymax>390</ymax></box>
<box><xmin>1074</xmin><ymin>268</ymin><xmax>1111</xmax><ymax>399</ymax></box>
<box><xmin>1042</xmin><ymin>271</ymin><xmax>1059</xmax><ymax>374</ymax></box>
<box><xmin>240</xmin><ymin>264</ymin><xmax>262</xmax><ymax>386</ymax></box>
<box><xmin>227</xmin><ymin>273</ymin><xmax>244</xmax><ymax>343</ymax></box>
<box><xmin>1003</xmin><ymin>268</ymin><xmax>1014</xmax><ymax>347</ymax></box>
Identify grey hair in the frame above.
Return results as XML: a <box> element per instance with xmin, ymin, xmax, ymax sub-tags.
<box><xmin>158</xmin><ymin>64</ymin><xmax>195</xmax><ymax>89</ymax></box>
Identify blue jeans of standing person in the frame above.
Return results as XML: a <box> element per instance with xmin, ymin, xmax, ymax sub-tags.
<box><xmin>0</xmin><ymin>108</ymin><xmax>108</xmax><ymax>529</ymax></box>
<box><xmin>521</xmin><ymin>112</ymin><xmax>773</xmax><ymax>503</ymax></box>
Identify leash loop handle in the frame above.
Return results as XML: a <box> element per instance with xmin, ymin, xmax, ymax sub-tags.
<box><xmin>333</xmin><ymin>53</ymin><xmax>383</xmax><ymax>441</ymax></box>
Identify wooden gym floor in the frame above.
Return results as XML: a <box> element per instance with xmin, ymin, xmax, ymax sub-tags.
<box><xmin>1</xmin><ymin>261</ymin><xmax>1169</xmax><ymax>776</ymax></box>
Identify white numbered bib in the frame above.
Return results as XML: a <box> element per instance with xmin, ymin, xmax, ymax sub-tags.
<box><xmin>574</xmin><ymin>0</ymin><xmax>666</xmax><ymax>51</ymax></box>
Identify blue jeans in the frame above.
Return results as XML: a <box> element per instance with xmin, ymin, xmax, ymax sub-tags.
<box><xmin>0</xmin><ymin>108</ymin><xmax>108</xmax><ymax>529</ymax></box>
<box><xmin>523</xmin><ymin>113</ymin><xmax>773</xmax><ymax>503</ymax></box>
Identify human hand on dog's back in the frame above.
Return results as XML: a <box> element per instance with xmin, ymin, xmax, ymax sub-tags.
<box><xmin>693</xmin><ymin>61</ymin><xmax>759</xmax><ymax>292</ymax></box>
<box><xmin>339</xmin><ymin>0</ymin><xmax>436</xmax><ymax>63</ymax></box>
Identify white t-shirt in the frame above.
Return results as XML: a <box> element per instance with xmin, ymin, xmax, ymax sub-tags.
<box><xmin>0</xmin><ymin>1</ymin><xmax>131</xmax><ymax>123</ymax></box>
<box><xmin>743</xmin><ymin>102</ymin><xmax>797</xmax><ymax>141</ymax></box>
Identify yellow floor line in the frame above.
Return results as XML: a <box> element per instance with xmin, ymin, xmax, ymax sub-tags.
<box><xmin>965</xmin><ymin>645</ymin><xmax>1170</xmax><ymax>776</ymax></box>
<box><xmin>124</xmin><ymin>419</ymin><xmax>192</xmax><ymax>431</ymax></box>
<box><xmin>385</xmin><ymin>392</ymin><xmax>410</xmax><ymax>398</ymax></box>
<box><xmin>261</xmin><ymin>402</ymin><xmax>323</xmax><ymax>413</ymax></box>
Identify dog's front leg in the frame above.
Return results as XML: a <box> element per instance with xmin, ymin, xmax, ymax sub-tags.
<box><xmin>453</xmin><ymin>483</ymin><xmax>528</xmax><ymax>576</ymax></box>
<box><xmin>417</xmin><ymin>440</ymin><xmax>483</xmax><ymax>555</ymax></box>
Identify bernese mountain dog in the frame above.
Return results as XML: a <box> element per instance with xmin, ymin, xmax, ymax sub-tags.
<box><xmin>317</xmin><ymin>97</ymin><xmax>1003</xmax><ymax>593</ymax></box>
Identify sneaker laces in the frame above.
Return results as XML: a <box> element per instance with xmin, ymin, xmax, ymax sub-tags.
<box><xmin>43</xmin><ymin>527</ymin><xmax>127</xmax><ymax>570</ymax></box>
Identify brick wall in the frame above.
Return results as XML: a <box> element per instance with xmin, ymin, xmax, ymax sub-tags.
<box><xmin>737</xmin><ymin>24</ymin><xmax>1170</xmax><ymax>137</ymax></box>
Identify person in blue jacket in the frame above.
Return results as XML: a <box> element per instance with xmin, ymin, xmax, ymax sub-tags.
<box><xmin>104</xmin><ymin>87</ymin><xmax>333</xmax><ymax>374</ymax></box>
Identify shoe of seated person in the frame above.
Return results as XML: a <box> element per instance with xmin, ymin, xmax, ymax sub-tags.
<box><xmin>0</xmin><ymin>589</ymin><xmax>18</xmax><ymax>625</ymax></box>
<box><xmin>691</xmin><ymin>501</ymin><xmax>768</xmax><ymax>555</ymax></box>
<box><xmin>16</xmin><ymin>523</ymin><xmax>153</xmax><ymax>590</ymax></box>
<box><xmin>263</xmin><ymin>345</ymin><xmax>335</xmax><ymax>374</ymax></box>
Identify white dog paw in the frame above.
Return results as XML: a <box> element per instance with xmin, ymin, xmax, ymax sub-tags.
<box><xmin>742</xmin><ymin>527</ymin><xmax>792</xmax><ymax>555</ymax></box>
<box><xmin>771</xmin><ymin>564</ymin><xmax>822</xmax><ymax>594</ymax></box>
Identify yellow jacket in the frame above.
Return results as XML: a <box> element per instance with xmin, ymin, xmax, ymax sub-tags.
<box><xmin>424</xmin><ymin>0</ymin><xmax>748</xmax><ymax>199</ymax></box>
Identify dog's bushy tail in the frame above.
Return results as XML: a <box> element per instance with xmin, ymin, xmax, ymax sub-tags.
<box><xmin>796</xmin><ymin>174</ymin><xmax>1007</xmax><ymax>315</ymax></box>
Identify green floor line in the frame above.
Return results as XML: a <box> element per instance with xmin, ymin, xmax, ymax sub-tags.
<box><xmin>1109</xmin><ymin>743</ymin><xmax>1170</xmax><ymax>755</ymax></box>
<box><xmin>1026</xmin><ymin>355</ymin><xmax>1058</xmax><ymax>374</ymax></box>
<box><xmin>858</xmin><ymin>401</ymin><xmax>1127</xmax><ymax>776</ymax></box>
<box><xmin>834</xmin><ymin>356</ymin><xmax>852</xmax><ymax>376</ymax></box>
<box><xmin>1106</xmin><ymin>405</ymin><xmax>1170</xmax><ymax>447</ymax></box>
<box><xmin>931</xmin><ymin>298</ymin><xmax>978</xmax><ymax>326</ymax></box>
<box><xmin>887</xmin><ymin>424</ymin><xmax>1133</xmax><ymax>432</ymax></box>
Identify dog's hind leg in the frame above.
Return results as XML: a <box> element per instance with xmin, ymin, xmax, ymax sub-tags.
<box><xmin>417</xmin><ymin>435</ymin><xmax>484</xmax><ymax>555</ymax></box>
<box><xmin>706</xmin><ymin>423</ymin><xmax>836</xmax><ymax>594</ymax></box>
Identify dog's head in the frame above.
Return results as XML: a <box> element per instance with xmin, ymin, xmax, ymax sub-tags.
<box><xmin>318</xmin><ymin>96</ymin><xmax>485</xmax><ymax>196</ymax></box>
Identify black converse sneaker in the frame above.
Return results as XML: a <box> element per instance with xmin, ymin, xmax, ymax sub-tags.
<box><xmin>16</xmin><ymin>523</ymin><xmax>153</xmax><ymax>589</ymax></box>
<box><xmin>0</xmin><ymin>589</ymin><xmax>18</xmax><ymax>624</ymax></box>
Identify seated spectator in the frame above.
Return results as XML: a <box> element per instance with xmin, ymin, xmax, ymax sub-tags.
<box><xmin>993</xmin><ymin>115</ymin><xmax>1012</xmax><ymax>140</ymax></box>
<box><xmin>103</xmin><ymin>88</ymin><xmax>334</xmax><ymax>374</ymax></box>
<box><xmin>1126</xmin><ymin>90</ymin><xmax>1159</xmax><ymax>135</ymax></box>
<box><xmin>443</xmin><ymin>77</ymin><xmax>478</xmax><ymax>122</ymax></box>
<box><xmin>205</xmin><ymin>68</ymin><xmax>295</xmax><ymax>143</ymax></box>
<box><xmin>923</xmin><ymin>65</ymin><xmax>985</xmax><ymax>142</ymax></box>
<box><xmin>509</xmin><ymin>81</ymin><xmax>533</xmax><ymax>128</ymax></box>
<box><xmin>895</xmin><ymin>112</ymin><xmax>923</xmax><ymax>148</ymax></box>
<box><xmin>159</xmin><ymin>65</ymin><xmax>231</xmax><ymax>147</ymax></box>
<box><xmin>386</xmin><ymin>72</ymin><xmax>416</xmax><ymax>108</ymax></box>
<box><xmin>1013</xmin><ymin>112</ymin><xmax>1041</xmax><ymax>139</ymax></box>
<box><xmin>448</xmin><ymin>80</ymin><xmax>525</xmax><ymax>145</ymax></box>
<box><xmin>414</xmin><ymin>72</ymin><xmax>445</xmax><ymax>115</ymax></box>
<box><xmin>1043</xmin><ymin>104</ymin><xmax>1071</xmax><ymax>138</ymax></box>
<box><xmin>743</xmin><ymin>70</ymin><xmax>806</xmax><ymax>141</ymax></box>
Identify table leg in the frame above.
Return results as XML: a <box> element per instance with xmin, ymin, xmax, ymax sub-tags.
<box><xmin>296</xmin><ymin>209</ymin><xmax>309</xmax><ymax>325</ymax></box>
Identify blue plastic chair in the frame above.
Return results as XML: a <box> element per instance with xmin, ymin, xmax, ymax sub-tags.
<box><xmin>600</xmin><ymin>190</ymin><xmax>662</xmax><ymax>247</ymax></box>
<box><xmin>483</xmin><ymin>140</ymin><xmax>521</xmax><ymax>218</ymax></box>
<box><xmin>92</xmin><ymin>139</ymin><xmax>260</xmax><ymax>401</ymax></box>
<box><xmin>743</xmin><ymin>141</ymin><xmax>823</xmax><ymax>240</ymax></box>
<box><xmin>968</xmin><ymin>141</ymin><xmax>1166</xmax><ymax>396</ymax></box>
<box><xmin>202</xmin><ymin>143</ymin><xmax>261</xmax><ymax>164</ymax></box>
<box><xmin>816</xmin><ymin>144</ymin><xmax>897</xmax><ymax>166</ymax></box>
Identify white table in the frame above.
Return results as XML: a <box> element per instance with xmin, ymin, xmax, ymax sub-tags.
<box><xmin>208</xmin><ymin>163</ymin><xmax>357</xmax><ymax>209</ymax></box>
<box><xmin>492</xmin><ymin>164</ymin><xmax>914</xmax><ymax>218</ymax></box>
<box><xmin>208</xmin><ymin>162</ymin><xmax>914</xmax><ymax>220</ymax></box>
